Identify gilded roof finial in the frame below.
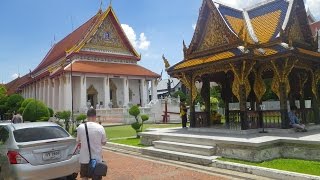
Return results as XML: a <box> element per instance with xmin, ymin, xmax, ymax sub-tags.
<box><xmin>162</xmin><ymin>54</ymin><xmax>170</xmax><ymax>70</ymax></box>
<box><xmin>183</xmin><ymin>40</ymin><xmax>188</xmax><ymax>59</ymax></box>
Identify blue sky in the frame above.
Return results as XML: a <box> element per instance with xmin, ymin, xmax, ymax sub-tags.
<box><xmin>0</xmin><ymin>0</ymin><xmax>319</xmax><ymax>83</ymax></box>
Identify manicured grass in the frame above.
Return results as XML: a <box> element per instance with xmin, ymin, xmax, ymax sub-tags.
<box><xmin>105</xmin><ymin>123</ymin><xmax>185</xmax><ymax>139</ymax></box>
<box><xmin>110</xmin><ymin>137</ymin><xmax>145</xmax><ymax>147</ymax></box>
<box><xmin>219</xmin><ymin>158</ymin><xmax>320</xmax><ymax>176</ymax></box>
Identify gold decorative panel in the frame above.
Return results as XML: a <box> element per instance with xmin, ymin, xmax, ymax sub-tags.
<box><xmin>83</xmin><ymin>16</ymin><xmax>132</xmax><ymax>55</ymax></box>
<box><xmin>253</xmin><ymin>68</ymin><xmax>266</xmax><ymax>102</ymax></box>
<box><xmin>229</xmin><ymin>61</ymin><xmax>255</xmax><ymax>101</ymax></box>
<box><xmin>271</xmin><ymin>59</ymin><xmax>296</xmax><ymax>98</ymax></box>
<box><xmin>197</xmin><ymin>9</ymin><xmax>237</xmax><ymax>52</ymax></box>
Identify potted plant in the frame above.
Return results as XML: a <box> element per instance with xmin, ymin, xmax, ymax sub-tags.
<box><xmin>210</xmin><ymin>97</ymin><xmax>222</xmax><ymax>124</ymax></box>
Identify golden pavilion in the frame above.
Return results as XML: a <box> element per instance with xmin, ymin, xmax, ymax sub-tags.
<box><xmin>167</xmin><ymin>0</ymin><xmax>320</xmax><ymax>130</ymax></box>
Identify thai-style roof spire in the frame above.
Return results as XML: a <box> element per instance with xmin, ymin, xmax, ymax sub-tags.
<box><xmin>162</xmin><ymin>54</ymin><xmax>170</xmax><ymax>70</ymax></box>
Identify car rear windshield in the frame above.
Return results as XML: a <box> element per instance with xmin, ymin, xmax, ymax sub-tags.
<box><xmin>14</xmin><ymin>126</ymin><xmax>70</xmax><ymax>143</ymax></box>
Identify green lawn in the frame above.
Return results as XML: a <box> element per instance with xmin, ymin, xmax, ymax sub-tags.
<box><xmin>219</xmin><ymin>158</ymin><xmax>320</xmax><ymax>176</ymax></box>
<box><xmin>105</xmin><ymin>123</ymin><xmax>185</xmax><ymax>139</ymax></box>
<box><xmin>110</xmin><ymin>137</ymin><xmax>145</xmax><ymax>147</ymax></box>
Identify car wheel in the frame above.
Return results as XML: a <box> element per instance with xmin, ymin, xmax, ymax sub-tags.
<box><xmin>66</xmin><ymin>173</ymin><xmax>78</xmax><ymax>180</ymax></box>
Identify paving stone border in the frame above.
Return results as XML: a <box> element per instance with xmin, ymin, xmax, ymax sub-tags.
<box><xmin>105</xmin><ymin>142</ymin><xmax>320</xmax><ymax>180</ymax></box>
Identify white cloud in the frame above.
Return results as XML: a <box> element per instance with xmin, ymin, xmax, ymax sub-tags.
<box><xmin>306</xmin><ymin>0</ymin><xmax>320</xmax><ymax>19</ymax></box>
<box><xmin>121</xmin><ymin>24</ymin><xmax>150</xmax><ymax>51</ymax></box>
<box><xmin>11</xmin><ymin>73</ymin><xmax>19</xmax><ymax>79</ymax></box>
<box><xmin>138</xmin><ymin>33</ymin><xmax>150</xmax><ymax>50</ymax></box>
<box><xmin>192</xmin><ymin>24</ymin><xmax>196</xmax><ymax>30</ymax></box>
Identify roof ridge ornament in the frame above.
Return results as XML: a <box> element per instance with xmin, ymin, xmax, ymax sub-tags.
<box><xmin>183</xmin><ymin>40</ymin><xmax>188</xmax><ymax>59</ymax></box>
<box><xmin>162</xmin><ymin>54</ymin><xmax>171</xmax><ymax>71</ymax></box>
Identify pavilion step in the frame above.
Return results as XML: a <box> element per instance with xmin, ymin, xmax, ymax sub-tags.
<box><xmin>160</xmin><ymin>135</ymin><xmax>215</xmax><ymax>146</ymax></box>
<box><xmin>142</xmin><ymin>147</ymin><xmax>219</xmax><ymax>166</ymax></box>
<box><xmin>153</xmin><ymin>140</ymin><xmax>215</xmax><ymax>156</ymax></box>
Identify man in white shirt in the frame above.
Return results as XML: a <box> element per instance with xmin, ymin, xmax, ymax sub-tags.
<box><xmin>77</xmin><ymin>107</ymin><xmax>107</xmax><ymax>180</ymax></box>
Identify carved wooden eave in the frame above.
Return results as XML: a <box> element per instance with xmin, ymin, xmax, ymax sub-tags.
<box><xmin>186</xmin><ymin>0</ymin><xmax>241</xmax><ymax>59</ymax></box>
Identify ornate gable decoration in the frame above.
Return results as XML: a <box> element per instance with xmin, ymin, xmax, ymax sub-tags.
<box><xmin>82</xmin><ymin>16</ymin><xmax>133</xmax><ymax>56</ymax></box>
<box><xmin>196</xmin><ymin>6</ymin><xmax>238</xmax><ymax>52</ymax></box>
<box><xmin>288</xmin><ymin>15</ymin><xmax>305</xmax><ymax>43</ymax></box>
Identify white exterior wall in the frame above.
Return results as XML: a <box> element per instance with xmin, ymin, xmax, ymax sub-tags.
<box><xmin>128</xmin><ymin>79</ymin><xmax>140</xmax><ymax>105</ymax></box>
<box><xmin>110</xmin><ymin>78</ymin><xmax>124</xmax><ymax>107</ymax></box>
<box><xmin>64</xmin><ymin>74</ymin><xmax>72</xmax><ymax>111</ymax></box>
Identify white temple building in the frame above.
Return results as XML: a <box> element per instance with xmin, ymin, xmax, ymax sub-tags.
<box><xmin>7</xmin><ymin>6</ymin><xmax>160</xmax><ymax>113</ymax></box>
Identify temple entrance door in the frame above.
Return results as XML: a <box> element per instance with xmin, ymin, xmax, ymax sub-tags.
<box><xmin>87</xmin><ymin>85</ymin><xmax>98</xmax><ymax>107</ymax></box>
<box><xmin>109</xmin><ymin>80</ymin><xmax>118</xmax><ymax>108</ymax></box>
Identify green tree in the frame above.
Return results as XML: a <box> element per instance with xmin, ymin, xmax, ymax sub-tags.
<box><xmin>0</xmin><ymin>96</ymin><xmax>8</xmax><ymax>120</ymax></box>
<box><xmin>22</xmin><ymin>100</ymin><xmax>50</xmax><ymax>122</ymax></box>
<box><xmin>0</xmin><ymin>85</ymin><xmax>7</xmax><ymax>100</ymax></box>
<box><xmin>56</xmin><ymin>111</ymin><xmax>71</xmax><ymax>131</ymax></box>
<box><xmin>262</xmin><ymin>79</ymin><xmax>278</xmax><ymax>101</ymax></box>
<box><xmin>6</xmin><ymin>94</ymin><xmax>24</xmax><ymax>114</ymax></box>
<box><xmin>173</xmin><ymin>90</ymin><xmax>187</xmax><ymax>102</ymax></box>
<box><xmin>129</xmin><ymin>105</ymin><xmax>142</xmax><ymax>138</ymax></box>
<box><xmin>48</xmin><ymin>108</ymin><xmax>54</xmax><ymax>117</ymax></box>
<box><xmin>76</xmin><ymin>114</ymin><xmax>87</xmax><ymax>124</ymax></box>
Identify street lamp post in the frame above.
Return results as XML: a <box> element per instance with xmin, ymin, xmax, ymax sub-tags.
<box><xmin>68</xmin><ymin>59</ymin><xmax>74</xmax><ymax>131</ymax></box>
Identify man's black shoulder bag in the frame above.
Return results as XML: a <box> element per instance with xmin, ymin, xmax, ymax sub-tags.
<box><xmin>85</xmin><ymin>123</ymin><xmax>108</xmax><ymax>177</ymax></box>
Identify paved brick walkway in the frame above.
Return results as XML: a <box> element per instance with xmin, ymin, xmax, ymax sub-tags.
<box><xmin>78</xmin><ymin>150</ymin><xmax>230</xmax><ymax>180</ymax></box>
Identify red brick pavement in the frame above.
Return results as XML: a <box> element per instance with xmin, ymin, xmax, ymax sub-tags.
<box><xmin>78</xmin><ymin>150</ymin><xmax>229</xmax><ymax>180</ymax></box>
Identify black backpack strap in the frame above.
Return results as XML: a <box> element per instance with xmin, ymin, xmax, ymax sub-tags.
<box><xmin>84</xmin><ymin>123</ymin><xmax>92</xmax><ymax>160</ymax></box>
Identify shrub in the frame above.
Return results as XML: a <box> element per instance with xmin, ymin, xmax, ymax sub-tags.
<box><xmin>21</xmin><ymin>98</ymin><xmax>34</xmax><ymax>108</ymax></box>
<box><xmin>17</xmin><ymin>107</ymin><xmax>24</xmax><ymax>114</ymax></box>
<box><xmin>7</xmin><ymin>94</ymin><xmax>24</xmax><ymax>113</ymax></box>
<box><xmin>56</xmin><ymin>111</ymin><xmax>71</xmax><ymax>131</ymax></box>
<box><xmin>129</xmin><ymin>105</ymin><xmax>140</xmax><ymax>121</ymax></box>
<box><xmin>48</xmin><ymin>108</ymin><xmax>54</xmax><ymax>117</ymax></box>
<box><xmin>22</xmin><ymin>100</ymin><xmax>50</xmax><ymax>122</ymax></box>
<box><xmin>76</xmin><ymin>114</ymin><xmax>87</xmax><ymax>123</ymax></box>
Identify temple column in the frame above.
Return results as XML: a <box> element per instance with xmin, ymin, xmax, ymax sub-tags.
<box><xmin>38</xmin><ymin>81</ymin><xmax>41</xmax><ymax>101</ymax></box>
<box><xmin>201</xmin><ymin>77</ymin><xmax>211</xmax><ymax>127</ymax></box>
<box><xmin>151</xmin><ymin>79</ymin><xmax>158</xmax><ymax>101</ymax></box>
<box><xmin>224</xmin><ymin>74</ymin><xmax>231</xmax><ymax>128</ymax></box>
<box><xmin>59</xmin><ymin>76</ymin><xmax>64</xmax><ymax>111</ymax></box>
<box><xmin>239</xmin><ymin>84</ymin><xmax>248</xmax><ymax>130</ymax></box>
<box><xmin>279</xmin><ymin>82</ymin><xmax>289</xmax><ymax>128</ymax></box>
<box><xmin>44</xmin><ymin>79</ymin><xmax>48</xmax><ymax>105</ymax></box>
<box><xmin>140</xmin><ymin>79</ymin><xmax>148</xmax><ymax>107</ymax></box>
<box><xmin>123</xmin><ymin>77</ymin><xmax>129</xmax><ymax>108</ymax></box>
<box><xmin>80</xmin><ymin>75</ymin><xmax>87</xmax><ymax>111</ymax></box>
<box><xmin>64</xmin><ymin>74</ymin><xmax>72</xmax><ymax>111</ymax></box>
<box><xmin>47</xmin><ymin>79</ymin><xmax>52</xmax><ymax>108</ymax></box>
<box><xmin>52</xmin><ymin>79</ymin><xmax>56</xmax><ymax>110</ymax></box>
<box><xmin>104</xmin><ymin>76</ymin><xmax>110</xmax><ymax>108</ymax></box>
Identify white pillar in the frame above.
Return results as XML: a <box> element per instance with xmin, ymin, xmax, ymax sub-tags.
<box><xmin>64</xmin><ymin>74</ymin><xmax>72</xmax><ymax>111</ymax></box>
<box><xmin>80</xmin><ymin>75</ymin><xmax>87</xmax><ymax>111</ymax></box>
<box><xmin>59</xmin><ymin>77</ymin><xmax>64</xmax><ymax>111</ymax></box>
<box><xmin>44</xmin><ymin>80</ymin><xmax>48</xmax><ymax>105</ymax></box>
<box><xmin>140</xmin><ymin>79</ymin><xmax>148</xmax><ymax>107</ymax></box>
<box><xmin>104</xmin><ymin>77</ymin><xmax>110</xmax><ymax>108</ymax></box>
<box><xmin>40</xmin><ymin>81</ymin><xmax>44</xmax><ymax>102</ymax></box>
<box><xmin>123</xmin><ymin>77</ymin><xmax>129</xmax><ymax>108</ymax></box>
<box><xmin>37</xmin><ymin>81</ymin><xmax>40</xmax><ymax>101</ymax></box>
<box><xmin>52</xmin><ymin>79</ymin><xmax>56</xmax><ymax>110</ymax></box>
<box><xmin>151</xmin><ymin>79</ymin><xmax>158</xmax><ymax>101</ymax></box>
<box><xmin>47</xmin><ymin>79</ymin><xmax>52</xmax><ymax>108</ymax></box>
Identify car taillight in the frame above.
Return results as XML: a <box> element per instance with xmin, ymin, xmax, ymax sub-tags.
<box><xmin>7</xmin><ymin>151</ymin><xmax>29</xmax><ymax>164</ymax></box>
<box><xmin>73</xmin><ymin>143</ymin><xmax>81</xmax><ymax>155</ymax></box>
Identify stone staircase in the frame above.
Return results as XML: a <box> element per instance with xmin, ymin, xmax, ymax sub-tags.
<box><xmin>141</xmin><ymin>134</ymin><xmax>219</xmax><ymax>166</ymax></box>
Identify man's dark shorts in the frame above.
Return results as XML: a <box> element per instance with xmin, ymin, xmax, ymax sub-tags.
<box><xmin>80</xmin><ymin>164</ymin><xmax>102</xmax><ymax>180</ymax></box>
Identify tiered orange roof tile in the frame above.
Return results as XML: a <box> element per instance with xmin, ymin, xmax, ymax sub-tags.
<box><xmin>64</xmin><ymin>61</ymin><xmax>160</xmax><ymax>78</ymax></box>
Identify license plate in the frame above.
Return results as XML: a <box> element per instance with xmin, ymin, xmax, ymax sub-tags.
<box><xmin>43</xmin><ymin>150</ymin><xmax>61</xmax><ymax>161</ymax></box>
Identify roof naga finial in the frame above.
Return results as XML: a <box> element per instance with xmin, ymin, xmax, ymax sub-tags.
<box><xmin>162</xmin><ymin>54</ymin><xmax>170</xmax><ymax>70</ymax></box>
<box><xmin>183</xmin><ymin>40</ymin><xmax>188</xmax><ymax>59</ymax></box>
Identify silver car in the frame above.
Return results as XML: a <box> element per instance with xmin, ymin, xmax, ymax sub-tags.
<box><xmin>0</xmin><ymin>122</ymin><xmax>80</xmax><ymax>180</ymax></box>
